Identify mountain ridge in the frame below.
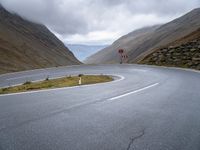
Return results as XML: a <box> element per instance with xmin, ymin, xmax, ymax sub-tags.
<box><xmin>85</xmin><ymin>8</ymin><xmax>200</xmax><ymax>64</ymax></box>
<box><xmin>0</xmin><ymin>5</ymin><xmax>81</xmax><ymax>74</ymax></box>
<box><xmin>84</xmin><ymin>25</ymin><xmax>160</xmax><ymax>64</ymax></box>
<box><xmin>133</xmin><ymin>7</ymin><xmax>200</xmax><ymax>63</ymax></box>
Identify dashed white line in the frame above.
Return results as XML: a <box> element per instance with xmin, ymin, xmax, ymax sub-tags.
<box><xmin>108</xmin><ymin>83</ymin><xmax>159</xmax><ymax>101</ymax></box>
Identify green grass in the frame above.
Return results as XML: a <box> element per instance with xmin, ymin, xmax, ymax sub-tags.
<box><xmin>0</xmin><ymin>75</ymin><xmax>113</xmax><ymax>95</ymax></box>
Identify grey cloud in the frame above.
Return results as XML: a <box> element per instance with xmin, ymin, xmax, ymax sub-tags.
<box><xmin>95</xmin><ymin>0</ymin><xmax>200</xmax><ymax>15</ymax></box>
<box><xmin>125</xmin><ymin>0</ymin><xmax>200</xmax><ymax>15</ymax></box>
<box><xmin>0</xmin><ymin>0</ymin><xmax>89</xmax><ymax>35</ymax></box>
<box><xmin>0</xmin><ymin>0</ymin><xmax>199</xmax><ymax>44</ymax></box>
<box><xmin>90</xmin><ymin>0</ymin><xmax>124</xmax><ymax>6</ymax></box>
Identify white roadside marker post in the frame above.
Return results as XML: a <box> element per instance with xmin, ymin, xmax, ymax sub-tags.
<box><xmin>78</xmin><ymin>74</ymin><xmax>83</xmax><ymax>85</ymax></box>
<box><xmin>79</xmin><ymin>77</ymin><xmax>81</xmax><ymax>85</ymax></box>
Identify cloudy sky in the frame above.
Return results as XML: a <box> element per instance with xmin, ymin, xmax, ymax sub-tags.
<box><xmin>0</xmin><ymin>0</ymin><xmax>199</xmax><ymax>45</ymax></box>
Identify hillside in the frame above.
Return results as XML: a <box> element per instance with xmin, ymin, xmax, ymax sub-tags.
<box><xmin>139</xmin><ymin>28</ymin><xmax>200</xmax><ymax>70</ymax></box>
<box><xmin>85</xmin><ymin>8</ymin><xmax>200</xmax><ymax>64</ymax></box>
<box><xmin>0</xmin><ymin>5</ymin><xmax>81</xmax><ymax>74</ymax></box>
<box><xmin>84</xmin><ymin>25</ymin><xmax>160</xmax><ymax>64</ymax></box>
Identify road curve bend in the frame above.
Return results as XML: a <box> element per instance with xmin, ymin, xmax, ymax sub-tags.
<box><xmin>0</xmin><ymin>64</ymin><xmax>200</xmax><ymax>150</ymax></box>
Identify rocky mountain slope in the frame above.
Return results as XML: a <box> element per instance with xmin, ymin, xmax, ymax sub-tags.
<box><xmin>85</xmin><ymin>8</ymin><xmax>200</xmax><ymax>64</ymax></box>
<box><xmin>139</xmin><ymin>28</ymin><xmax>200</xmax><ymax>70</ymax></box>
<box><xmin>84</xmin><ymin>25</ymin><xmax>160</xmax><ymax>64</ymax></box>
<box><xmin>0</xmin><ymin>5</ymin><xmax>81</xmax><ymax>74</ymax></box>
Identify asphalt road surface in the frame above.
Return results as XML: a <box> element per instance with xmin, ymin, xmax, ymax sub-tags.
<box><xmin>0</xmin><ymin>64</ymin><xmax>200</xmax><ymax>150</ymax></box>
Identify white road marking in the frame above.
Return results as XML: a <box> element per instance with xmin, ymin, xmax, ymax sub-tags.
<box><xmin>108</xmin><ymin>83</ymin><xmax>159</xmax><ymax>101</ymax></box>
<box><xmin>110</xmin><ymin>74</ymin><xmax>125</xmax><ymax>83</ymax></box>
<box><xmin>131</xmin><ymin>69</ymin><xmax>147</xmax><ymax>72</ymax></box>
<box><xmin>0</xmin><ymin>75</ymin><xmax>125</xmax><ymax>97</ymax></box>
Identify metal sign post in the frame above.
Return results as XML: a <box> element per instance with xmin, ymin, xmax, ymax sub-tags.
<box><xmin>118</xmin><ymin>49</ymin><xmax>128</xmax><ymax>64</ymax></box>
<box><xmin>122</xmin><ymin>54</ymin><xmax>128</xmax><ymax>63</ymax></box>
<box><xmin>118</xmin><ymin>49</ymin><xmax>124</xmax><ymax>64</ymax></box>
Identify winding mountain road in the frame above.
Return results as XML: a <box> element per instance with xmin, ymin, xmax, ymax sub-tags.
<box><xmin>0</xmin><ymin>64</ymin><xmax>200</xmax><ymax>150</ymax></box>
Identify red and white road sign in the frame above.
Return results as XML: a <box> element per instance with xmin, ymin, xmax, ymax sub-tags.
<box><xmin>118</xmin><ymin>49</ymin><xmax>124</xmax><ymax>54</ymax></box>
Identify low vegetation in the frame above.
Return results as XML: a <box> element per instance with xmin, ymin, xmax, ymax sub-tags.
<box><xmin>0</xmin><ymin>75</ymin><xmax>113</xmax><ymax>94</ymax></box>
<box><xmin>140</xmin><ymin>34</ymin><xmax>200</xmax><ymax>70</ymax></box>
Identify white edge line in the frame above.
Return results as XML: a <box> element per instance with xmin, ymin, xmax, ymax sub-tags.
<box><xmin>108</xmin><ymin>82</ymin><xmax>159</xmax><ymax>101</ymax></box>
<box><xmin>0</xmin><ymin>74</ymin><xmax>125</xmax><ymax>97</ymax></box>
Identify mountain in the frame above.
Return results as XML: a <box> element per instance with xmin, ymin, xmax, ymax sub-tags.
<box><xmin>0</xmin><ymin>5</ymin><xmax>81</xmax><ymax>74</ymax></box>
<box><xmin>139</xmin><ymin>28</ymin><xmax>200</xmax><ymax>70</ymax></box>
<box><xmin>85</xmin><ymin>8</ymin><xmax>200</xmax><ymax>64</ymax></box>
<box><xmin>132</xmin><ymin>8</ymin><xmax>200</xmax><ymax>63</ymax></box>
<box><xmin>84</xmin><ymin>25</ymin><xmax>160</xmax><ymax>64</ymax></box>
<box><xmin>67</xmin><ymin>44</ymin><xmax>108</xmax><ymax>61</ymax></box>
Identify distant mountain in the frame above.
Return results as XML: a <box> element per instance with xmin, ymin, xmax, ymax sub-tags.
<box><xmin>0</xmin><ymin>5</ymin><xmax>81</xmax><ymax>74</ymax></box>
<box><xmin>67</xmin><ymin>44</ymin><xmax>108</xmax><ymax>62</ymax></box>
<box><xmin>84</xmin><ymin>25</ymin><xmax>160</xmax><ymax>64</ymax></box>
<box><xmin>132</xmin><ymin>8</ymin><xmax>200</xmax><ymax>63</ymax></box>
<box><xmin>139</xmin><ymin>28</ymin><xmax>200</xmax><ymax>70</ymax></box>
<box><xmin>85</xmin><ymin>8</ymin><xmax>200</xmax><ymax>64</ymax></box>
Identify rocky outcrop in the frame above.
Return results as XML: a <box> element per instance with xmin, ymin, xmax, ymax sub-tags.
<box><xmin>140</xmin><ymin>29</ymin><xmax>200</xmax><ymax>70</ymax></box>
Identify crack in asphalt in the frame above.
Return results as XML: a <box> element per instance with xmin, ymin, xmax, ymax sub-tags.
<box><xmin>126</xmin><ymin>129</ymin><xmax>145</xmax><ymax>150</ymax></box>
